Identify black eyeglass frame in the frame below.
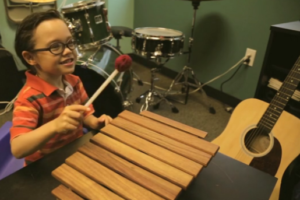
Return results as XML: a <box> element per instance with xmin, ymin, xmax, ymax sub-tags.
<box><xmin>30</xmin><ymin>40</ymin><xmax>76</xmax><ymax>55</ymax></box>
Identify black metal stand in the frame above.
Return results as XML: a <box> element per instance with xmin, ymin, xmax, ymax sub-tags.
<box><xmin>166</xmin><ymin>1</ymin><xmax>216</xmax><ymax>114</ymax></box>
<box><xmin>136</xmin><ymin>57</ymin><xmax>179</xmax><ymax>113</ymax></box>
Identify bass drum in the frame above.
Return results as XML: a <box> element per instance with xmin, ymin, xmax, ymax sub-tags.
<box><xmin>73</xmin><ymin>43</ymin><xmax>132</xmax><ymax>118</ymax></box>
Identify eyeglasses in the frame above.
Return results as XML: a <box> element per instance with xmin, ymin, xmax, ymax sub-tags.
<box><xmin>31</xmin><ymin>40</ymin><xmax>76</xmax><ymax>55</ymax></box>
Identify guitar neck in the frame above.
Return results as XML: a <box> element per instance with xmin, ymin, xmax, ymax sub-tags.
<box><xmin>258</xmin><ymin>56</ymin><xmax>300</xmax><ymax>131</ymax></box>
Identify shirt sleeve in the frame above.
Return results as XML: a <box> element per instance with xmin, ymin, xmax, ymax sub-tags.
<box><xmin>78</xmin><ymin>79</ymin><xmax>95</xmax><ymax>117</ymax></box>
<box><xmin>10</xmin><ymin>97</ymin><xmax>39</xmax><ymax>141</ymax></box>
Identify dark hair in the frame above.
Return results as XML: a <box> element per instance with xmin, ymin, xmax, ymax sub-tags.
<box><xmin>14</xmin><ymin>9</ymin><xmax>64</xmax><ymax>69</ymax></box>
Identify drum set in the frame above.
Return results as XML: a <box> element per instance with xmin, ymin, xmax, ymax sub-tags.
<box><xmin>60</xmin><ymin>0</ymin><xmax>133</xmax><ymax>118</ymax></box>
<box><xmin>59</xmin><ymin>0</ymin><xmax>216</xmax><ymax>117</ymax></box>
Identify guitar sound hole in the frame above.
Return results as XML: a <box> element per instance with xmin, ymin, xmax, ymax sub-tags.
<box><xmin>244</xmin><ymin>128</ymin><xmax>271</xmax><ymax>154</ymax></box>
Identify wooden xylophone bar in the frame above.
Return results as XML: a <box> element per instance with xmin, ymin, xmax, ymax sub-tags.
<box><xmin>52</xmin><ymin>110</ymin><xmax>219</xmax><ymax>200</ymax></box>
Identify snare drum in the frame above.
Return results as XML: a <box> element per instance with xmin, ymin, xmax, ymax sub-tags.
<box><xmin>61</xmin><ymin>0</ymin><xmax>112</xmax><ymax>51</ymax></box>
<box><xmin>73</xmin><ymin>44</ymin><xmax>132</xmax><ymax>118</ymax></box>
<box><xmin>132</xmin><ymin>27</ymin><xmax>185</xmax><ymax>58</ymax></box>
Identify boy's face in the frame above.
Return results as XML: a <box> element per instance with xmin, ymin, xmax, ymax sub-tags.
<box><xmin>28</xmin><ymin>19</ymin><xmax>77</xmax><ymax>76</ymax></box>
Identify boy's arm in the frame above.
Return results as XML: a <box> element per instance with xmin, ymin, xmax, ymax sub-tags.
<box><xmin>11</xmin><ymin>121</ymin><xmax>57</xmax><ymax>159</ymax></box>
<box><xmin>10</xmin><ymin>97</ymin><xmax>57</xmax><ymax>159</ymax></box>
<box><xmin>10</xmin><ymin>99</ymin><xmax>89</xmax><ymax>159</ymax></box>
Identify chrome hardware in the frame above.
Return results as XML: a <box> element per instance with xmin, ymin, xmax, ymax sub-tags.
<box><xmin>85</xmin><ymin>13</ymin><xmax>94</xmax><ymax>40</ymax></box>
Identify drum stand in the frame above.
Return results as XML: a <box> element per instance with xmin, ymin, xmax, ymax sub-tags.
<box><xmin>137</xmin><ymin>57</ymin><xmax>179</xmax><ymax>113</ymax></box>
<box><xmin>111</xmin><ymin>27</ymin><xmax>144</xmax><ymax>86</ymax></box>
<box><xmin>166</xmin><ymin>1</ymin><xmax>216</xmax><ymax>114</ymax></box>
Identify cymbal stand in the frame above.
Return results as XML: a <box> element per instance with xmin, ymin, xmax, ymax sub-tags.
<box><xmin>137</xmin><ymin>56</ymin><xmax>179</xmax><ymax>113</ymax></box>
<box><xmin>166</xmin><ymin>1</ymin><xmax>215</xmax><ymax>114</ymax></box>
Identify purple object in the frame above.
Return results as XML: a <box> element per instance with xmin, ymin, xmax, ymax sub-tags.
<box><xmin>0</xmin><ymin>121</ymin><xmax>24</xmax><ymax>180</ymax></box>
<box><xmin>83</xmin><ymin>127</ymin><xmax>88</xmax><ymax>134</ymax></box>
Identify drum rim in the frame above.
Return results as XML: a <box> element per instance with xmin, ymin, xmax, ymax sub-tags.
<box><xmin>77</xmin><ymin>35</ymin><xmax>113</xmax><ymax>50</ymax></box>
<box><xmin>132</xmin><ymin>27</ymin><xmax>184</xmax><ymax>40</ymax></box>
<box><xmin>61</xmin><ymin>0</ymin><xmax>105</xmax><ymax>14</ymax></box>
<box><xmin>133</xmin><ymin>49</ymin><xmax>183</xmax><ymax>58</ymax></box>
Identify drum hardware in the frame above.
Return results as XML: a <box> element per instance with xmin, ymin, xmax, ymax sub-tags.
<box><xmin>153</xmin><ymin>44</ymin><xmax>163</xmax><ymax>57</ymax></box>
<box><xmin>22</xmin><ymin>0</ymin><xmax>56</xmax><ymax>2</ymax></box>
<box><xmin>109</xmin><ymin>26</ymin><xmax>144</xmax><ymax>86</ymax></box>
<box><xmin>132</xmin><ymin>27</ymin><xmax>185</xmax><ymax>59</ymax></box>
<box><xmin>75</xmin><ymin>47</ymin><xmax>83</xmax><ymax>58</ymax></box>
<box><xmin>84</xmin><ymin>13</ymin><xmax>95</xmax><ymax>41</ymax></box>
<box><xmin>136</xmin><ymin>56</ymin><xmax>179</xmax><ymax>113</ymax></box>
<box><xmin>67</xmin><ymin>18</ymin><xmax>83</xmax><ymax>33</ymax></box>
<box><xmin>131</xmin><ymin>27</ymin><xmax>185</xmax><ymax>113</ymax></box>
<box><xmin>165</xmin><ymin>0</ymin><xmax>216</xmax><ymax>114</ymax></box>
<box><xmin>61</xmin><ymin>0</ymin><xmax>113</xmax><ymax>52</ymax></box>
<box><xmin>132</xmin><ymin>27</ymin><xmax>186</xmax><ymax>113</ymax></box>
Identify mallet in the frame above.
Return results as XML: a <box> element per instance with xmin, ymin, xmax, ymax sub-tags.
<box><xmin>84</xmin><ymin>54</ymin><xmax>132</xmax><ymax>107</ymax></box>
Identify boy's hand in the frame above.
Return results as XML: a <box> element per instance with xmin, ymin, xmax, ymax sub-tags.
<box><xmin>96</xmin><ymin>114</ymin><xmax>113</xmax><ymax>129</ymax></box>
<box><xmin>54</xmin><ymin>105</ymin><xmax>90</xmax><ymax>134</ymax></box>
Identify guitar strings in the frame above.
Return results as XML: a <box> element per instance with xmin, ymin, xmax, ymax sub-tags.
<box><xmin>248</xmin><ymin>58</ymin><xmax>300</xmax><ymax>149</ymax></box>
<box><xmin>249</xmin><ymin>58</ymin><xmax>299</xmax><ymax>152</ymax></box>
<box><xmin>236</xmin><ymin>64</ymin><xmax>296</xmax><ymax>160</ymax></box>
<box><xmin>246</xmin><ymin>58</ymin><xmax>300</xmax><ymax>154</ymax></box>
<box><xmin>236</xmin><ymin>58</ymin><xmax>300</xmax><ymax>161</ymax></box>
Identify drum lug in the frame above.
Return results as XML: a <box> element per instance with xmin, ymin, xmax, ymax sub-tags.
<box><xmin>142</xmin><ymin>39</ymin><xmax>147</xmax><ymax>52</ymax></box>
<box><xmin>131</xmin><ymin>37</ymin><xmax>136</xmax><ymax>50</ymax></box>
<box><xmin>103</xmin><ymin>8</ymin><xmax>111</xmax><ymax>32</ymax></box>
<box><xmin>123</xmin><ymin>100</ymin><xmax>133</xmax><ymax>109</ymax></box>
<box><xmin>154</xmin><ymin>44</ymin><xmax>163</xmax><ymax>57</ymax></box>
<box><xmin>189</xmin><ymin>37</ymin><xmax>194</xmax><ymax>45</ymax></box>
<box><xmin>74</xmin><ymin>19</ymin><xmax>83</xmax><ymax>32</ymax></box>
<box><xmin>84</xmin><ymin>13</ymin><xmax>95</xmax><ymax>40</ymax></box>
<box><xmin>67</xmin><ymin>18</ymin><xmax>83</xmax><ymax>33</ymax></box>
<box><xmin>115</xmin><ymin>86</ymin><xmax>121</xmax><ymax>93</ymax></box>
<box><xmin>180</xmin><ymin>38</ymin><xmax>185</xmax><ymax>55</ymax></box>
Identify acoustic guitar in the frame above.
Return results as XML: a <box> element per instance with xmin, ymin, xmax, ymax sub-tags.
<box><xmin>212</xmin><ymin>56</ymin><xmax>300</xmax><ymax>200</ymax></box>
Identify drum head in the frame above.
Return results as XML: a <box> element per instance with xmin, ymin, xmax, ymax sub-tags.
<box><xmin>73</xmin><ymin>44</ymin><xmax>132</xmax><ymax>119</ymax></box>
<box><xmin>134</xmin><ymin>27</ymin><xmax>183</xmax><ymax>37</ymax></box>
<box><xmin>73</xmin><ymin>66</ymin><xmax>123</xmax><ymax>119</ymax></box>
<box><xmin>62</xmin><ymin>0</ymin><xmax>105</xmax><ymax>13</ymax></box>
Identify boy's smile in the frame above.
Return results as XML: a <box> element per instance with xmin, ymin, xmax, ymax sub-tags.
<box><xmin>60</xmin><ymin>58</ymin><xmax>75</xmax><ymax>66</ymax></box>
<box><xmin>24</xmin><ymin>18</ymin><xmax>78</xmax><ymax>88</ymax></box>
<box><xmin>32</xmin><ymin>19</ymin><xmax>77</xmax><ymax>74</ymax></box>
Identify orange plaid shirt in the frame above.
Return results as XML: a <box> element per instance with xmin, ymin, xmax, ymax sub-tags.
<box><xmin>10</xmin><ymin>71</ymin><xmax>94</xmax><ymax>163</ymax></box>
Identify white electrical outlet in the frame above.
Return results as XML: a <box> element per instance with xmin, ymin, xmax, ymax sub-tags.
<box><xmin>245</xmin><ymin>48</ymin><xmax>256</xmax><ymax>67</ymax></box>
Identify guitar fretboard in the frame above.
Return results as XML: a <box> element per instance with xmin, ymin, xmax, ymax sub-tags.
<box><xmin>258</xmin><ymin>58</ymin><xmax>300</xmax><ymax>132</ymax></box>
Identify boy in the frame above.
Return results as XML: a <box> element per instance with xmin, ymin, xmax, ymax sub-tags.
<box><xmin>10</xmin><ymin>9</ymin><xmax>112</xmax><ymax>165</ymax></box>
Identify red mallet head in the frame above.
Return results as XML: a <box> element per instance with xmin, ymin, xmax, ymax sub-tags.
<box><xmin>115</xmin><ymin>54</ymin><xmax>132</xmax><ymax>72</ymax></box>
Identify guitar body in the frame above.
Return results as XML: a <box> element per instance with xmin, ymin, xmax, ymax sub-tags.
<box><xmin>212</xmin><ymin>98</ymin><xmax>300</xmax><ymax>200</ymax></box>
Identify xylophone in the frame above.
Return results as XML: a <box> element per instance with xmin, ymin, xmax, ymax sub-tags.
<box><xmin>51</xmin><ymin>110</ymin><xmax>219</xmax><ymax>200</ymax></box>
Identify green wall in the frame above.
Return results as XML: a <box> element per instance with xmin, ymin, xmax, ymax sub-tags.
<box><xmin>1</xmin><ymin>0</ymin><xmax>299</xmax><ymax>100</ymax></box>
<box><xmin>0</xmin><ymin>0</ymin><xmax>134</xmax><ymax>70</ymax></box>
<box><xmin>134</xmin><ymin>0</ymin><xmax>300</xmax><ymax>100</ymax></box>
